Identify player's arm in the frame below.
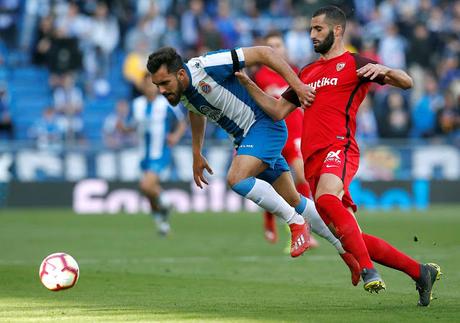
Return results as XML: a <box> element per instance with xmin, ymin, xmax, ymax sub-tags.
<box><xmin>235</xmin><ymin>70</ymin><xmax>297</xmax><ymax>121</ymax></box>
<box><xmin>357</xmin><ymin>63</ymin><xmax>413</xmax><ymax>89</ymax></box>
<box><xmin>189</xmin><ymin>111</ymin><xmax>213</xmax><ymax>188</ymax></box>
<box><xmin>167</xmin><ymin>119</ymin><xmax>187</xmax><ymax>147</ymax></box>
<box><xmin>167</xmin><ymin>106</ymin><xmax>187</xmax><ymax>146</ymax></box>
<box><xmin>242</xmin><ymin>46</ymin><xmax>315</xmax><ymax>107</ymax></box>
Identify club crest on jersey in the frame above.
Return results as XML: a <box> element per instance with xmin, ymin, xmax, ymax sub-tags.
<box><xmin>199</xmin><ymin>80</ymin><xmax>212</xmax><ymax>94</ymax></box>
<box><xmin>336</xmin><ymin>62</ymin><xmax>346</xmax><ymax>71</ymax></box>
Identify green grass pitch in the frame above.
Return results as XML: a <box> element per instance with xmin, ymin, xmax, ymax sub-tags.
<box><xmin>1</xmin><ymin>206</ymin><xmax>459</xmax><ymax>322</ymax></box>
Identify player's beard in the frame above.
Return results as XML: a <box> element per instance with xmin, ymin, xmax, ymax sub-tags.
<box><xmin>314</xmin><ymin>30</ymin><xmax>335</xmax><ymax>54</ymax></box>
<box><xmin>165</xmin><ymin>78</ymin><xmax>184</xmax><ymax>106</ymax></box>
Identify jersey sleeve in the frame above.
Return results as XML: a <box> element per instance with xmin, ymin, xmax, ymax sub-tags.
<box><xmin>353</xmin><ymin>54</ymin><xmax>386</xmax><ymax>85</ymax></box>
<box><xmin>201</xmin><ymin>48</ymin><xmax>245</xmax><ymax>83</ymax></box>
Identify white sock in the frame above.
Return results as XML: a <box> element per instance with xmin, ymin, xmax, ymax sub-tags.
<box><xmin>302</xmin><ymin>198</ymin><xmax>345</xmax><ymax>253</ymax></box>
<box><xmin>233</xmin><ymin>177</ymin><xmax>304</xmax><ymax>225</ymax></box>
<box><xmin>157</xmin><ymin>192</ymin><xmax>170</xmax><ymax>209</ymax></box>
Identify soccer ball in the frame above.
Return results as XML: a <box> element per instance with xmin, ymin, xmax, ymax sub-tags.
<box><xmin>39</xmin><ymin>253</ymin><xmax>79</xmax><ymax>291</ymax></box>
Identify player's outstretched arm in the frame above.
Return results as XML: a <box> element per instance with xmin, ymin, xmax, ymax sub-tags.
<box><xmin>357</xmin><ymin>63</ymin><xmax>413</xmax><ymax>89</ymax></box>
<box><xmin>242</xmin><ymin>46</ymin><xmax>314</xmax><ymax>107</ymax></box>
<box><xmin>189</xmin><ymin>111</ymin><xmax>213</xmax><ymax>188</ymax></box>
<box><xmin>235</xmin><ymin>70</ymin><xmax>296</xmax><ymax>121</ymax></box>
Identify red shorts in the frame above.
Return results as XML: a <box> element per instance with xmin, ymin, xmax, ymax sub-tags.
<box><xmin>304</xmin><ymin>143</ymin><xmax>359</xmax><ymax>212</ymax></box>
<box><xmin>282</xmin><ymin>108</ymin><xmax>303</xmax><ymax>164</ymax></box>
<box><xmin>282</xmin><ymin>137</ymin><xmax>302</xmax><ymax>164</ymax></box>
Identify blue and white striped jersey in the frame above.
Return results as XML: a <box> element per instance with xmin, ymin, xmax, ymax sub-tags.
<box><xmin>132</xmin><ymin>95</ymin><xmax>184</xmax><ymax>162</ymax></box>
<box><xmin>181</xmin><ymin>48</ymin><xmax>270</xmax><ymax>145</ymax></box>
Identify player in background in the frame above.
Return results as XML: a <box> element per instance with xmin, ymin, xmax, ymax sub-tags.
<box><xmin>119</xmin><ymin>73</ymin><xmax>187</xmax><ymax>236</ymax></box>
<box><xmin>253</xmin><ymin>31</ymin><xmax>318</xmax><ymax>247</ymax></box>
<box><xmin>147</xmin><ymin>46</ymin><xmax>361</xmax><ymax>286</ymax></box>
<box><xmin>236</xmin><ymin>6</ymin><xmax>441</xmax><ymax>305</ymax></box>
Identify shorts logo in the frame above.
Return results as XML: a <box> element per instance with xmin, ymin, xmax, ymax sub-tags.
<box><xmin>199</xmin><ymin>80</ymin><xmax>212</xmax><ymax>94</ymax></box>
<box><xmin>325</xmin><ymin>149</ymin><xmax>342</xmax><ymax>165</ymax></box>
<box><xmin>336</xmin><ymin>62</ymin><xmax>345</xmax><ymax>71</ymax></box>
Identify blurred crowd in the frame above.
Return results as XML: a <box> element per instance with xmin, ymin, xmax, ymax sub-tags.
<box><xmin>0</xmin><ymin>0</ymin><xmax>459</xmax><ymax>148</ymax></box>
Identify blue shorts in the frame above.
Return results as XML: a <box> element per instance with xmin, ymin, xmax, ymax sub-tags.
<box><xmin>140</xmin><ymin>157</ymin><xmax>170</xmax><ymax>174</ymax></box>
<box><xmin>236</xmin><ymin>118</ymin><xmax>289</xmax><ymax>183</ymax></box>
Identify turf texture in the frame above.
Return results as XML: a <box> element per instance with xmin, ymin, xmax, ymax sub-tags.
<box><xmin>0</xmin><ymin>207</ymin><xmax>459</xmax><ymax>322</ymax></box>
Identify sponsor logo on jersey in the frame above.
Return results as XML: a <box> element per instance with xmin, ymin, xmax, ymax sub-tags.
<box><xmin>307</xmin><ymin>77</ymin><xmax>338</xmax><ymax>90</ymax></box>
<box><xmin>199</xmin><ymin>80</ymin><xmax>212</xmax><ymax>94</ymax></box>
<box><xmin>336</xmin><ymin>62</ymin><xmax>346</xmax><ymax>71</ymax></box>
<box><xmin>197</xmin><ymin>105</ymin><xmax>221</xmax><ymax>121</ymax></box>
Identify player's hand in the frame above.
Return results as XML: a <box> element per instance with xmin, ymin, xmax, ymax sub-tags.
<box><xmin>235</xmin><ymin>70</ymin><xmax>251</xmax><ymax>86</ymax></box>
<box><xmin>294</xmin><ymin>83</ymin><xmax>315</xmax><ymax>108</ymax></box>
<box><xmin>167</xmin><ymin>133</ymin><xmax>180</xmax><ymax>147</ymax></box>
<box><xmin>357</xmin><ymin>63</ymin><xmax>390</xmax><ymax>81</ymax></box>
<box><xmin>192</xmin><ymin>154</ymin><xmax>214</xmax><ymax>189</ymax></box>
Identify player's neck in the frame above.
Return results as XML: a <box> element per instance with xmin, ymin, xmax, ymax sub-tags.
<box><xmin>320</xmin><ymin>43</ymin><xmax>346</xmax><ymax>60</ymax></box>
<box><xmin>147</xmin><ymin>94</ymin><xmax>157</xmax><ymax>101</ymax></box>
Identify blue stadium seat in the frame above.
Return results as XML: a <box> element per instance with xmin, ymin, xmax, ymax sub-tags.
<box><xmin>11</xmin><ymin>66</ymin><xmax>48</xmax><ymax>82</ymax></box>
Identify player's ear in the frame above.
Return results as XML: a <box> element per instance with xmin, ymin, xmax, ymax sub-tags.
<box><xmin>177</xmin><ymin>68</ymin><xmax>187</xmax><ymax>81</ymax></box>
<box><xmin>335</xmin><ymin>24</ymin><xmax>344</xmax><ymax>37</ymax></box>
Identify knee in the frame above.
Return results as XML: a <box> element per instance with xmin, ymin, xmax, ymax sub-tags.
<box><xmin>230</xmin><ymin>176</ymin><xmax>256</xmax><ymax>196</ymax></box>
<box><xmin>139</xmin><ymin>180</ymin><xmax>149</xmax><ymax>194</ymax></box>
<box><xmin>227</xmin><ymin>172</ymin><xmax>243</xmax><ymax>188</ymax></box>
<box><xmin>139</xmin><ymin>180</ymin><xmax>157</xmax><ymax>196</ymax></box>
<box><xmin>315</xmin><ymin>194</ymin><xmax>333</xmax><ymax>215</ymax></box>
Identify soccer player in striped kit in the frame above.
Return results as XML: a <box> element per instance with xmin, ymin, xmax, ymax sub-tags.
<box><xmin>146</xmin><ymin>44</ymin><xmax>362</xmax><ymax>285</ymax></box>
<box><xmin>121</xmin><ymin>73</ymin><xmax>186</xmax><ymax>236</ymax></box>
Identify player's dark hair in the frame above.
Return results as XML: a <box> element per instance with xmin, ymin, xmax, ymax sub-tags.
<box><xmin>264</xmin><ymin>30</ymin><xmax>283</xmax><ymax>41</ymax></box>
<box><xmin>147</xmin><ymin>47</ymin><xmax>184</xmax><ymax>74</ymax></box>
<box><xmin>313</xmin><ymin>6</ymin><xmax>346</xmax><ymax>33</ymax></box>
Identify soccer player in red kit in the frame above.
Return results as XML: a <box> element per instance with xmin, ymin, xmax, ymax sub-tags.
<box><xmin>253</xmin><ymin>31</ymin><xmax>315</xmax><ymax>245</ymax></box>
<box><xmin>236</xmin><ymin>6</ymin><xmax>441</xmax><ymax>306</ymax></box>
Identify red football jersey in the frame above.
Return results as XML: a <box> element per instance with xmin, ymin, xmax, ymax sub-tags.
<box><xmin>282</xmin><ymin>51</ymin><xmax>384</xmax><ymax>160</ymax></box>
<box><xmin>254</xmin><ymin>65</ymin><xmax>303</xmax><ymax>141</ymax></box>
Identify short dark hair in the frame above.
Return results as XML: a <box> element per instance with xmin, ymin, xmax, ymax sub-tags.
<box><xmin>147</xmin><ymin>47</ymin><xmax>184</xmax><ymax>74</ymax></box>
<box><xmin>264</xmin><ymin>30</ymin><xmax>283</xmax><ymax>41</ymax></box>
<box><xmin>312</xmin><ymin>6</ymin><xmax>346</xmax><ymax>32</ymax></box>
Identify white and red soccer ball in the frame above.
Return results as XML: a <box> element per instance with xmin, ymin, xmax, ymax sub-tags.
<box><xmin>39</xmin><ymin>253</ymin><xmax>79</xmax><ymax>291</ymax></box>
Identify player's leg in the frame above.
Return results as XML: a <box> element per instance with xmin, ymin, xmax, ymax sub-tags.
<box><xmin>315</xmin><ymin>173</ymin><xmax>385</xmax><ymax>292</ymax></box>
<box><xmin>288</xmin><ymin>157</ymin><xmax>319</xmax><ymax>246</ymax></box>
<box><xmin>263</xmin><ymin>210</ymin><xmax>277</xmax><ymax>243</ymax></box>
<box><xmin>271</xmin><ymin>170</ymin><xmax>360</xmax><ymax>284</ymax></box>
<box><xmin>289</xmin><ymin>157</ymin><xmax>311</xmax><ymax>198</ymax></box>
<box><xmin>139</xmin><ymin>171</ymin><xmax>170</xmax><ymax>236</ymax></box>
<box><xmin>227</xmin><ymin>155</ymin><xmax>305</xmax><ymax>225</ymax></box>
<box><xmin>356</xmin><ymin>215</ymin><xmax>441</xmax><ymax>304</ymax></box>
<box><xmin>227</xmin><ymin>155</ymin><xmax>309</xmax><ymax>257</ymax></box>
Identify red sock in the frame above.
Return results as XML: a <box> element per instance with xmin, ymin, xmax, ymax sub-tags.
<box><xmin>296</xmin><ymin>182</ymin><xmax>311</xmax><ymax>199</ymax></box>
<box><xmin>362</xmin><ymin>233</ymin><xmax>421</xmax><ymax>280</ymax></box>
<box><xmin>316</xmin><ymin>194</ymin><xmax>373</xmax><ymax>270</ymax></box>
